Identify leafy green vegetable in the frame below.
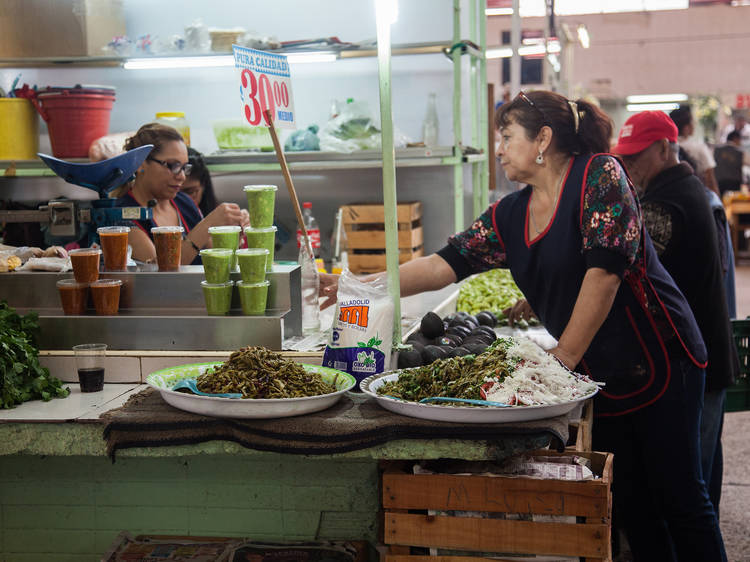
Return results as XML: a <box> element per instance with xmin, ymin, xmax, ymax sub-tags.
<box><xmin>0</xmin><ymin>302</ymin><xmax>69</xmax><ymax>409</ymax></box>
<box><xmin>379</xmin><ymin>338</ymin><xmax>521</xmax><ymax>402</ymax></box>
<box><xmin>331</xmin><ymin>118</ymin><xmax>380</xmax><ymax>140</ymax></box>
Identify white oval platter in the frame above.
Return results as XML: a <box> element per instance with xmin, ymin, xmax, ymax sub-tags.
<box><xmin>146</xmin><ymin>362</ymin><xmax>355</xmax><ymax>419</ymax></box>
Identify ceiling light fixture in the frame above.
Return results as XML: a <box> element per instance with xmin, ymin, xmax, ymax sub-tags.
<box><xmin>577</xmin><ymin>25</ymin><xmax>590</xmax><ymax>49</ymax></box>
<box><xmin>626</xmin><ymin>94</ymin><xmax>688</xmax><ymax>104</ymax></box>
<box><xmin>123</xmin><ymin>55</ymin><xmax>234</xmax><ymax>70</ymax></box>
<box><xmin>626</xmin><ymin>102</ymin><xmax>681</xmax><ymax>112</ymax></box>
<box><xmin>485</xmin><ymin>8</ymin><xmax>513</xmax><ymax>16</ymax></box>
<box><xmin>485</xmin><ymin>41</ymin><xmax>561</xmax><ymax>59</ymax></box>
<box><xmin>286</xmin><ymin>52</ymin><xmax>338</xmax><ymax>64</ymax></box>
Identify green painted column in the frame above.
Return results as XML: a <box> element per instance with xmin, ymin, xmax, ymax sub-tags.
<box><xmin>375</xmin><ymin>0</ymin><xmax>402</xmax><ymax>347</ymax></box>
<box><xmin>479</xmin><ymin>0</ymin><xmax>490</xmax><ymax>210</ymax></box>
<box><xmin>452</xmin><ymin>0</ymin><xmax>464</xmax><ymax>232</ymax></box>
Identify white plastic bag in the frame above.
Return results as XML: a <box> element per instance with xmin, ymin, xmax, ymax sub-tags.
<box><xmin>322</xmin><ymin>269</ymin><xmax>394</xmax><ymax>386</ymax></box>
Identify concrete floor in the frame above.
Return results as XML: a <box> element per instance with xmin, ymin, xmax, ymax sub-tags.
<box><xmin>722</xmin><ymin>263</ymin><xmax>750</xmax><ymax>562</ymax></box>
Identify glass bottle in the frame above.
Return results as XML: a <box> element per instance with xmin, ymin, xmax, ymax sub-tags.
<box><xmin>296</xmin><ymin>201</ymin><xmax>322</xmax><ymax>259</ymax></box>
<box><xmin>298</xmin><ymin>239</ymin><xmax>321</xmax><ymax>335</ymax></box>
<box><xmin>330</xmin><ymin>207</ymin><xmax>349</xmax><ymax>274</ymax></box>
<box><xmin>422</xmin><ymin>93</ymin><xmax>439</xmax><ymax>147</ymax></box>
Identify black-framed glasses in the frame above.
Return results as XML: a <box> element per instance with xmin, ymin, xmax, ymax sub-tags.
<box><xmin>148</xmin><ymin>156</ymin><xmax>193</xmax><ymax>176</ymax></box>
<box><xmin>517</xmin><ymin>91</ymin><xmax>549</xmax><ymax>124</ymax></box>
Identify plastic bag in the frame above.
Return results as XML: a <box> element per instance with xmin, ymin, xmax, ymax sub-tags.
<box><xmin>319</xmin><ymin>100</ymin><xmax>382</xmax><ymax>153</ymax></box>
<box><xmin>285</xmin><ymin>125</ymin><xmax>321</xmax><ymax>151</ymax></box>
<box><xmin>322</xmin><ymin>269</ymin><xmax>394</xmax><ymax>386</ymax></box>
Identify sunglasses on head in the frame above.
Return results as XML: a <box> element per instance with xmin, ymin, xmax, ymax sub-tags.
<box><xmin>516</xmin><ymin>91</ymin><xmax>550</xmax><ymax>124</ymax></box>
<box><xmin>148</xmin><ymin>156</ymin><xmax>193</xmax><ymax>176</ymax></box>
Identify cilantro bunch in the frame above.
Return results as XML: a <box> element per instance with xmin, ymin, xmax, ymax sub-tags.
<box><xmin>0</xmin><ymin>302</ymin><xmax>69</xmax><ymax>408</ymax></box>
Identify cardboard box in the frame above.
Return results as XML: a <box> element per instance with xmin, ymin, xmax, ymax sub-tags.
<box><xmin>0</xmin><ymin>0</ymin><xmax>125</xmax><ymax>58</ymax></box>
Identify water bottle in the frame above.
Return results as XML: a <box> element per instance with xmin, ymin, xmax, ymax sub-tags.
<box><xmin>299</xmin><ymin>239</ymin><xmax>321</xmax><ymax>335</ymax></box>
<box><xmin>297</xmin><ymin>202</ymin><xmax>321</xmax><ymax>259</ymax></box>
<box><xmin>330</xmin><ymin>208</ymin><xmax>349</xmax><ymax>274</ymax></box>
<box><xmin>422</xmin><ymin>92</ymin><xmax>439</xmax><ymax>147</ymax></box>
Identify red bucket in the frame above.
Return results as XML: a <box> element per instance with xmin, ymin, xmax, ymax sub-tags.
<box><xmin>34</xmin><ymin>90</ymin><xmax>115</xmax><ymax>158</ymax></box>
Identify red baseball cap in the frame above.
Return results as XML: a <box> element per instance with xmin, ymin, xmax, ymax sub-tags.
<box><xmin>612</xmin><ymin>111</ymin><xmax>678</xmax><ymax>156</ymax></box>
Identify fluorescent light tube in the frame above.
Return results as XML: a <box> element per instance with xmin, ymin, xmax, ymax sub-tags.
<box><xmin>486</xmin><ymin>41</ymin><xmax>561</xmax><ymax>59</ymax></box>
<box><xmin>123</xmin><ymin>56</ymin><xmax>235</xmax><ymax>70</ymax></box>
<box><xmin>626</xmin><ymin>103</ymin><xmax>681</xmax><ymax>112</ymax></box>
<box><xmin>626</xmin><ymin>94</ymin><xmax>688</xmax><ymax>104</ymax></box>
<box><xmin>577</xmin><ymin>25</ymin><xmax>590</xmax><ymax>49</ymax></box>
<box><xmin>486</xmin><ymin>8</ymin><xmax>513</xmax><ymax>16</ymax></box>
<box><xmin>286</xmin><ymin>52</ymin><xmax>337</xmax><ymax>64</ymax></box>
<box><xmin>485</xmin><ymin>47</ymin><xmax>513</xmax><ymax>59</ymax></box>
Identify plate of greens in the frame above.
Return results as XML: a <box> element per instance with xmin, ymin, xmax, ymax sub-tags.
<box><xmin>360</xmin><ymin>336</ymin><xmax>598</xmax><ymax>423</ymax></box>
<box><xmin>146</xmin><ymin>347</ymin><xmax>355</xmax><ymax>419</ymax></box>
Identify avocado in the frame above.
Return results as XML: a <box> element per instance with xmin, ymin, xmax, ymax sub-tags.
<box><xmin>421</xmin><ymin>344</ymin><xmax>447</xmax><ymax>365</ymax></box>
<box><xmin>463</xmin><ymin>332</ymin><xmax>494</xmax><ymax>344</ymax></box>
<box><xmin>408</xmin><ymin>341</ymin><xmax>425</xmax><ymax>353</ymax></box>
<box><xmin>464</xmin><ymin>342</ymin><xmax>488</xmax><ymax>355</ymax></box>
<box><xmin>443</xmin><ymin>313</ymin><xmax>457</xmax><ymax>324</ymax></box>
<box><xmin>476</xmin><ymin>310</ymin><xmax>498</xmax><ymax>327</ymax></box>
<box><xmin>449</xmin><ymin>346</ymin><xmax>472</xmax><ymax>358</ymax></box>
<box><xmin>446</xmin><ymin>325</ymin><xmax>472</xmax><ymax>338</ymax></box>
<box><xmin>406</xmin><ymin>332</ymin><xmax>431</xmax><ymax>347</ymax></box>
<box><xmin>463</xmin><ymin>315</ymin><xmax>479</xmax><ymax>328</ymax></box>
<box><xmin>443</xmin><ymin>334</ymin><xmax>463</xmax><ymax>346</ymax></box>
<box><xmin>397</xmin><ymin>349</ymin><xmax>423</xmax><ymax>368</ymax></box>
<box><xmin>420</xmin><ymin>312</ymin><xmax>445</xmax><ymax>339</ymax></box>
<box><xmin>434</xmin><ymin>335</ymin><xmax>457</xmax><ymax>347</ymax></box>
<box><xmin>471</xmin><ymin>326</ymin><xmax>497</xmax><ymax>341</ymax></box>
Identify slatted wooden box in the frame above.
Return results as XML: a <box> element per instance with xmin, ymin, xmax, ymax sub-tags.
<box><xmin>381</xmin><ymin>450</ymin><xmax>613</xmax><ymax>562</ymax></box>
<box><xmin>341</xmin><ymin>202</ymin><xmax>423</xmax><ymax>274</ymax></box>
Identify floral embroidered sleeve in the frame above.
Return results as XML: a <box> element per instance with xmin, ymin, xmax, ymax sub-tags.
<box><xmin>581</xmin><ymin>155</ymin><xmax>641</xmax><ymax>272</ymax></box>
<box><xmin>444</xmin><ymin>204</ymin><xmax>508</xmax><ymax>274</ymax></box>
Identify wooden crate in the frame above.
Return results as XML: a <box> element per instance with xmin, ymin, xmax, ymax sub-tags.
<box><xmin>342</xmin><ymin>202</ymin><xmax>423</xmax><ymax>274</ymax></box>
<box><xmin>381</xmin><ymin>450</ymin><xmax>613</xmax><ymax>562</ymax></box>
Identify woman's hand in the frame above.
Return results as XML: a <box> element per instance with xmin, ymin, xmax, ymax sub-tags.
<box><xmin>204</xmin><ymin>202</ymin><xmax>246</xmax><ymax>229</ymax></box>
<box><xmin>502</xmin><ymin>298</ymin><xmax>537</xmax><ymax>327</ymax></box>
<box><xmin>239</xmin><ymin>208</ymin><xmax>251</xmax><ymax>230</ymax></box>
<box><xmin>319</xmin><ymin>273</ymin><xmax>340</xmax><ymax>310</ymax></box>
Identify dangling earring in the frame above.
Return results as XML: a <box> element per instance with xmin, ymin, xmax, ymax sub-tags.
<box><xmin>536</xmin><ymin>150</ymin><xmax>544</xmax><ymax>165</ymax></box>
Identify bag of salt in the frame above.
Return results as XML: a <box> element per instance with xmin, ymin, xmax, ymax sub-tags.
<box><xmin>322</xmin><ymin>269</ymin><xmax>394</xmax><ymax>387</ymax></box>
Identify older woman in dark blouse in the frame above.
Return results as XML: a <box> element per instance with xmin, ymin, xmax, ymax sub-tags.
<box><xmin>321</xmin><ymin>90</ymin><xmax>726</xmax><ymax>562</ymax></box>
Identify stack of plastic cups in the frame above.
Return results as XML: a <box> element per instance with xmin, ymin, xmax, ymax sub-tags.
<box><xmin>241</xmin><ymin>184</ymin><xmax>277</xmax><ymax>316</ymax></box>
<box><xmin>59</xmin><ymin>248</ymin><xmax>101</xmax><ymax>315</ymax></box>
<box><xmin>235</xmin><ymin>248</ymin><xmax>270</xmax><ymax>315</ymax></box>
<box><xmin>200</xmin><ymin>247</ymin><xmax>234</xmax><ymax>315</ymax></box>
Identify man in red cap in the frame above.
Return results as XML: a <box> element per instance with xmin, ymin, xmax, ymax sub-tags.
<box><xmin>614</xmin><ymin>110</ymin><xmax>739</xmax><ymax>518</ymax></box>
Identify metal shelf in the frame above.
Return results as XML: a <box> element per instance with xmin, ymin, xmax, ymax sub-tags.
<box><xmin>0</xmin><ymin>148</ymin><xmax>486</xmax><ymax>177</ymax></box>
<box><xmin>0</xmin><ymin>41</ymin><xmax>483</xmax><ymax>69</ymax></box>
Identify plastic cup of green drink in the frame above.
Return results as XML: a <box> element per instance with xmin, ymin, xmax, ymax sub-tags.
<box><xmin>243</xmin><ymin>185</ymin><xmax>277</xmax><ymax>228</ymax></box>
<box><xmin>200</xmin><ymin>248</ymin><xmax>233</xmax><ymax>284</ymax></box>
<box><xmin>244</xmin><ymin>226</ymin><xmax>276</xmax><ymax>272</ymax></box>
<box><xmin>208</xmin><ymin>225</ymin><xmax>241</xmax><ymax>269</ymax></box>
<box><xmin>237</xmin><ymin>280</ymin><xmax>270</xmax><ymax>315</ymax></box>
<box><xmin>201</xmin><ymin>280</ymin><xmax>234</xmax><ymax>316</ymax></box>
<box><xmin>236</xmin><ymin>248</ymin><xmax>269</xmax><ymax>283</ymax></box>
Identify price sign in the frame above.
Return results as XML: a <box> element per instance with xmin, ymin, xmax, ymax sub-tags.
<box><xmin>233</xmin><ymin>45</ymin><xmax>296</xmax><ymax>129</ymax></box>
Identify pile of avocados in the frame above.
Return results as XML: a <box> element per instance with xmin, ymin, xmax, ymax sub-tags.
<box><xmin>398</xmin><ymin>310</ymin><xmax>499</xmax><ymax>369</ymax></box>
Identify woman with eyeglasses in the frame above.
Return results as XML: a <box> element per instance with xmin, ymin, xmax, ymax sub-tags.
<box><xmin>112</xmin><ymin>123</ymin><xmax>249</xmax><ymax>265</ymax></box>
<box><xmin>320</xmin><ymin>90</ymin><xmax>726</xmax><ymax>561</ymax></box>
